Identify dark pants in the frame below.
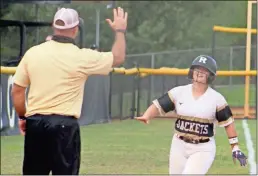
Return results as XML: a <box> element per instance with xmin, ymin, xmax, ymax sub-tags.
<box><xmin>23</xmin><ymin>114</ymin><xmax>81</xmax><ymax>175</ymax></box>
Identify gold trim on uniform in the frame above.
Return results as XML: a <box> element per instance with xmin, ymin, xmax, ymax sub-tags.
<box><xmin>218</xmin><ymin>116</ymin><xmax>234</xmax><ymax>126</ymax></box>
<box><xmin>175</xmin><ymin>115</ymin><xmax>214</xmax><ymax>124</ymax></box>
<box><xmin>174</xmin><ymin>115</ymin><xmax>215</xmax><ymax>140</ymax></box>
<box><xmin>216</xmin><ymin>103</ymin><xmax>228</xmax><ymax>111</ymax></box>
<box><xmin>153</xmin><ymin>99</ymin><xmax>165</xmax><ymax>115</ymax></box>
<box><xmin>174</xmin><ymin>130</ymin><xmax>210</xmax><ymax>140</ymax></box>
<box><xmin>216</xmin><ymin>104</ymin><xmax>233</xmax><ymax>126</ymax></box>
<box><xmin>174</xmin><ymin>116</ymin><xmax>214</xmax><ymax>140</ymax></box>
<box><xmin>167</xmin><ymin>92</ymin><xmax>174</xmax><ymax>103</ymax></box>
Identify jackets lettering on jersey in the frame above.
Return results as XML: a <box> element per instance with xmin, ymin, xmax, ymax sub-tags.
<box><xmin>175</xmin><ymin>117</ymin><xmax>214</xmax><ymax>138</ymax></box>
<box><xmin>152</xmin><ymin>84</ymin><xmax>234</xmax><ymax>140</ymax></box>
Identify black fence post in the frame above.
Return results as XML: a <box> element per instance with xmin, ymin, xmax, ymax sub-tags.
<box><xmin>78</xmin><ymin>18</ymin><xmax>85</xmax><ymax>48</ymax></box>
<box><xmin>211</xmin><ymin>29</ymin><xmax>216</xmax><ymax>89</ymax></box>
<box><xmin>162</xmin><ymin>75</ymin><xmax>166</xmax><ymax>95</ymax></box>
<box><xmin>136</xmin><ymin>65</ymin><xmax>141</xmax><ymax>117</ymax></box>
<box><xmin>175</xmin><ymin>75</ymin><xmax>179</xmax><ymax>87</ymax></box>
<box><xmin>211</xmin><ymin>30</ymin><xmax>216</xmax><ymax>59</ymax></box>
<box><xmin>119</xmin><ymin>91</ymin><xmax>124</xmax><ymax>120</ymax></box>
<box><xmin>119</xmin><ymin>76</ymin><xmax>123</xmax><ymax>120</ymax></box>
<box><xmin>130</xmin><ymin>62</ymin><xmax>137</xmax><ymax>119</ymax></box>
<box><xmin>108</xmin><ymin>72</ymin><xmax>112</xmax><ymax>120</ymax></box>
<box><xmin>147</xmin><ymin>75</ymin><xmax>151</xmax><ymax>107</ymax></box>
<box><xmin>20</xmin><ymin>23</ymin><xmax>26</xmax><ymax>57</ymax></box>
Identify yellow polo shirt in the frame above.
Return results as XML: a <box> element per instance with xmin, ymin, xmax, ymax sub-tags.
<box><xmin>13</xmin><ymin>38</ymin><xmax>113</xmax><ymax>118</ymax></box>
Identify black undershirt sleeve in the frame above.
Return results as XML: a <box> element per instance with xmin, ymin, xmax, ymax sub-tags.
<box><xmin>156</xmin><ymin>92</ymin><xmax>175</xmax><ymax>113</ymax></box>
<box><xmin>216</xmin><ymin>105</ymin><xmax>233</xmax><ymax>123</ymax></box>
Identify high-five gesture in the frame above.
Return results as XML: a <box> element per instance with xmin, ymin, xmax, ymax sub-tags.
<box><xmin>106</xmin><ymin>7</ymin><xmax>128</xmax><ymax>32</ymax></box>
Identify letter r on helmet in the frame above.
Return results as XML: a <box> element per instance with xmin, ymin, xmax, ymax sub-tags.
<box><xmin>199</xmin><ymin>57</ymin><xmax>207</xmax><ymax>64</ymax></box>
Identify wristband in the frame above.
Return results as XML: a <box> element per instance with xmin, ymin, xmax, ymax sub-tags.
<box><xmin>232</xmin><ymin>145</ymin><xmax>240</xmax><ymax>152</ymax></box>
<box><xmin>19</xmin><ymin>116</ymin><xmax>27</xmax><ymax>120</ymax></box>
<box><xmin>115</xmin><ymin>29</ymin><xmax>126</xmax><ymax>34</ymax></box>
<box><xmin>229</xmin><ymin>137</ymin><xmax>238</xmax><ymax>144</ymax></box>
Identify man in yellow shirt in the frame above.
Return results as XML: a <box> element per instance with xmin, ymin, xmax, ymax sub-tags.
<box><xmin>11</xmin><ymin>7</ymin><xmax>128</xmax><ymax>175</ymax></box>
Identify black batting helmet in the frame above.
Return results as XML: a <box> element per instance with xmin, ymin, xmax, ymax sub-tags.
<box><xmin>188</xmin><ymin>55</ymin><xmax>217</xmax><ymax>84</ymax></box>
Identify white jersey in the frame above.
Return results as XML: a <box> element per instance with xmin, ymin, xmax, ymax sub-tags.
<box><xmin>153</xmin><ymin>84</ymin><xmax>234</xmax><ymax>140</ymax></box>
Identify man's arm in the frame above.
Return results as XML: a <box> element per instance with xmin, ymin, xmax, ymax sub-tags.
<box><xmin>106</xmin><ymin>7</ymin><xmax>128</xmax><ymax>67</ymax></box>
<box><xmin>12</xmin><ymin>50</ymin><xmax>30</xmax><ymax>117</ymax></box>
<box><xmin>111</xmin><ymin>32</ymin><xmax>126</xmax><ymax>67</ymax></box>
<box><xmin>78</xmin><ymin>7</ymin><xmax>127</xmax><ymax>76</ymax></box>
<box><xmin>11</xmin><ymin>84</ymin><xmax>26</xmax><ymax>117</ymax></box>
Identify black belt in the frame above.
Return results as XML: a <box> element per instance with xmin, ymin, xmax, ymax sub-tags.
<box><xmin>29</xmin><ymin>114</ymin><xmax>77</xmax><ymax>120</ymax></box>
<box><xmin>178</xmin><ymin>136</ymin><xmax>210</xmax><ymax>144</ymax></box>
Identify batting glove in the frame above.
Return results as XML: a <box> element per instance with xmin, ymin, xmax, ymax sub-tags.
<box><xmin>232</xmin><ymin>146</ymin><xmax>247</xmax><ymax>166</ymax></box>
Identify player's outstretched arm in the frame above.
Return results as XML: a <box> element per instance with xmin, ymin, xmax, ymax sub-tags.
<box><xmin>224</xmin><ymin>122</ymin><xmax>248</xmax><ymax>167</ymax></box>
<box><xmin>135</xmin><ymin>91</ymin><xmax>176</xmax><ymax>124</ymax></box>
<box><xmin>135</xmin><ymin>104</ymin><xmax>160</xmax><ymax>124</ymax></box>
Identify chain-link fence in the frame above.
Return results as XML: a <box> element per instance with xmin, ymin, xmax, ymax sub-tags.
<box><xmin>1</xmin><ymin>26</ymin><xmax>21</xmax><ymax>66</ymax></box>
<box><xmin>110</xmin><ymin>45</ymin><xmax>257</xmax><ymax>119</ymax></box>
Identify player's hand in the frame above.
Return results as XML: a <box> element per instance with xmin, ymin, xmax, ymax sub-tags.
<box><xmin>135</xmin><ymin>116</ymin><xmax>150</xmax><ymax>124</ymax></box>
<box><xmin>232</xmin><ymin>149</ymin><xmax>247</xmax><ymax>166</ymax></box>
<box><xmin>18</xmin><ymin>120</ymin><xmax>26</xmax><ymax>136</ymax></box>
<box><xmin>45</xmin><ymin>35</ymin><xmax>52</xmax><ymax>41</ymax></box>
<box><xmin>106</xmin><ymin>7</ymin><xmax>128</xmax><ymax>32</ymax></box>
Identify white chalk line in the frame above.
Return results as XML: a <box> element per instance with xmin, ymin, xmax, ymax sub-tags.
<box><xmin>242</xmin><ymin>119</ymin><xmax>256</xmax><ymax>175</ymax></box>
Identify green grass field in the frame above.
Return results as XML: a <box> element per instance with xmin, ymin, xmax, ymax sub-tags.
<box><xmin>1</xmin><ymin>119</ymin><xmax>256</xmax><ymax>175</ymax></box>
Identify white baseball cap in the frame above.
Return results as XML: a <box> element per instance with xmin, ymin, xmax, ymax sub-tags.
<box><xmin>53</xmin><ymin>8</ymin><xmax>80</xmax><ymax>30</ymax></box>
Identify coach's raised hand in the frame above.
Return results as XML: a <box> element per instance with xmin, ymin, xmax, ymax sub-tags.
<box><xmin>106</xmin><ymin>7</ymin><xmax>128</xmax><ymax>32</ymax></box>
<box><xmin>106</xmin><ymin>7</ymin><xmax>128</xmax><ymax>67</ymax></box>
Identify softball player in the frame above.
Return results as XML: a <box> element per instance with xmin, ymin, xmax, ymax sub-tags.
<box><xmin>136</xmin><ymin>55</ymin><xmax>247</xmax><ymax>174</ymax></box>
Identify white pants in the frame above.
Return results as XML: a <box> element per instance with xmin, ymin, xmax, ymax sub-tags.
<box><xmin>169</xmin><ymin>134</ymin><xmax>216</xmax><ymax>174</ymax></box>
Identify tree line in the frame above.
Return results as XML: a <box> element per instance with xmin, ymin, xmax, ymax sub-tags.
<box><xmin>1</xmin><ymin>1</ymin><xmax>256</xmax><ymax>67</ymax></box>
